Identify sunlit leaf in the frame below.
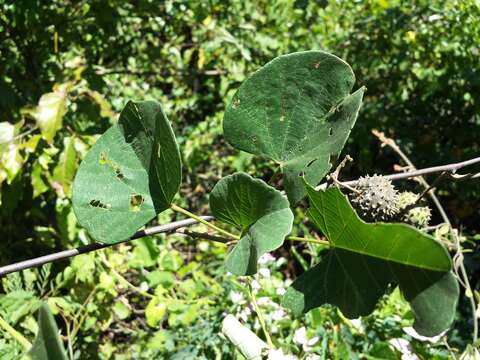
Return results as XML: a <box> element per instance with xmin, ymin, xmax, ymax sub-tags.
<box><xmin>284</xmin><ymin>185</ymin><xmax>458</xmax><ymax>336</ymax></box>
<box><xmin>146</xmin><ymin>297</ymin><xmax>167</xmax><ymax>327</ymax></box>
<box><xmin>34</xmin><ymin>84</ymin><xmax>70</xmax><ymax>144</ymax></box>
<box><xmin>72</xmin><ymin>101</ymin><xmax>181</xmax><ymax>244</ymax></box>
<box><xmin>223</xmin><ymin>51</ymin><xmax>365</xmax><ymax>204</ymax></box>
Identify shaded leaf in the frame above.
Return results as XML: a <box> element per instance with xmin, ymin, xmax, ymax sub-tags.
<box><xmin>223</xmin><ymin>51</ymin><xmax>364</xmax><ymax>204</ymax></box>
<box><xmin>284</xmin><ymin>185</ymin><xmax>458</xmax><ymax>336</ymax></box>
<box><xmin>72</xmin><ymin>101</ymin><xmax>181</xmax><ymax>243</ymax></box>
<box><xmin>209</xmin><ymin>172</ymin><xmax>293</xmax><ymax>275</ymax></box>
<box><xmin>29</xmin><ymin>302</ymin><xmax>67</xmax><ymax>360</ymax></box>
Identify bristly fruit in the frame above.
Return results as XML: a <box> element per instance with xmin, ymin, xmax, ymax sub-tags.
<box><xmin>350</xmin><ymin>175</ymin><xmax>399</xmax><ymax>222</ymax></box>
<box><xmin>397</xmin><ymin>191</ymin><xmax>432</xmax><ymax>228</ymax></box>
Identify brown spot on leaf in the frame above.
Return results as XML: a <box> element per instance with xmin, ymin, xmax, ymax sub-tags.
<box><xmin>232</xmin><ymin>98</ymin><xmax>241</xmax><ymax>109</ymax></box>
<box><xmin>99</xmin><ymin>152</ymin><xmax>108</xmax><ymax>165</ymax></box>
<box><xmin>129</xmin><ymin>194</ymin><xmax>144</xmax><ymax>212</ymax></box>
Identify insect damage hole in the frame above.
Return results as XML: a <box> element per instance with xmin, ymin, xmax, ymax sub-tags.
<box><xmin>129</xmin><ymin>194</ymin><xmax>144</xmax><ymax>212</ymax></box>
<box><xmin>89</xmin><ymin>199</ymin><xmax>111</xmax><ymax>210</ymax></box>
<box><xmin>329</xmin><ymin>127</ymin><xmax>333</xmax><ymax>136</ymax></box>
<box><xmin>307</xmin><ymin>158</ymin><xmax>317</xmax><ymax>168</ymax></box>
<box><xmin>114</xmin><ymin>166</ymin><xmax>125</xmax><ymax>180</ymax></box>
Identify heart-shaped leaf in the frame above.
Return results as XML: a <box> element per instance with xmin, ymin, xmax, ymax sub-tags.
<box><xmin>283</xmin><ymin>185</ymin><xmax>459</xmax><ymax>336</ymax></box>
<box><xmin>29</xmin><ymin>302</ymin><xmax>68</xmax><ymax>360</ymax></box>
<box><xmin>223</xmin><ymin>51</ymin><xmax>365</xmax><ymax>204</ymax></box>
<box><xmin>210</xmin><ymin>172</ymin><xmax>293</xmax><ymax>275</ymax></box>
<box><xmin>72</xmin><ymin>101</ymin><xmax>181</xmax><ymax>244</ymax></box>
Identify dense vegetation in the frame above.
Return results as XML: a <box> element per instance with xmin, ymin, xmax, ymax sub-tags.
<box><xmin>1</xmin><ymin>1</ymin><xmax>479</xmax><ymax>359</ymax></box>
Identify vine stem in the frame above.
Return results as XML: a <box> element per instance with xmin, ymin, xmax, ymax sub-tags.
<box><xmin>180</xmin><ymin>232</ymin><xmax>330</xmax><ymax>247</ymax></box>
<box><xmin>0</xmin><ymin>314</ymin><xmax>32</xmax><ymax>349</ymax></box>
<box><xmin>170</xmin><ymin>204</ymin><xmax>239</xmax><ymax>240</ymax></box>
<box><xmin>247</xmin><ymin>278</ymin><xmax>274</xmax><ymax>349</ymax></box>
<box><xmin>315</xmin><ymin>154</ymin><xmax>480</xmax><ymax>191</ymax></box>
<box><xmin>0</xmin><ymin>217</ymin><xmax>213</xmax><ymax>277</ymax></box>
<box><xmin>0</xmin><ymin>155</ymin><xmax>478</xmax><ymax>277</ymax></box>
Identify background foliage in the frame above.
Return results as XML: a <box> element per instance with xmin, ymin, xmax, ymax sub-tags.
<box><xmin>1</xmin><ymin>0</ymin><xmax>479</xmax><ymax>358</ymax></box>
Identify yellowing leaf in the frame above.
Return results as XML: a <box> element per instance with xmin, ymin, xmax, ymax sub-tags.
<box><xmin>52</xmin><ymin>136</ymin><xmax>77</xmax><ymax>196</ymax></box>
<box><xmin>87</xmin><ymin>90</ymin><xmax>115</xmax><ymax>118</ymax></box>
<box><xmin>197</xmin><ymin>48</ymin><xmax>206</xmax><ymax>69</ymax></box>
<box><xmin>34</xmin><ymin>84</ymin><xmax>70</xmax><ymax>144</ymax></box>
<box><xmin>145</xmin><ymin>298</ymin><xmax>167</xmax><ymax>327</ymax></box>
<box><xmin>0</xmin><ymin>122</ymin><xmax>15</xmax><ymax>151</ymax></box>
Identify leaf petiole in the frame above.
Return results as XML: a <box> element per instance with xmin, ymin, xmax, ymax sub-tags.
<box><xmin>286</xmin><ymin>236</ymin><xmax>330</xmax><ymax>246</ymax></box>
<box><xmin>170</xmin><ymin>203</ymin><xmax>240</xmax><ymax>240</ymax></box>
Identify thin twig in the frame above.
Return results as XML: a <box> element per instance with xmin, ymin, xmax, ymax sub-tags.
<box><xmin>315</xmin><ymin>154</ymin><xmax>480</xmax><ymax>191</ymax></box>
<box><xmin>247</xmin><ymin>278</ymin><xmax>274</xmax><ymax>349</ymax></box>
<box><xmin>327</xmin><ymin>155</ymin><xmax>360</xmax><ymax>193</ymax></box>
<box><xmin>179</xmin><ymin>230</ymin><xmax>231</xmax><ymax>244</ymax></box>
<box><xmin>0</xmin><ymin>217</ymin><xmax>212</xmax><ymax>277</ymax></box>
<box><xmin>99</xmin><ymin>253</ymin><xmax>154</xmax><ymax>299</ymax></box>
<box><xmin>414</xmin><ymin>171</ymin><xmax>447</xmax><ymax>205</ymax></box>
<box><xmin>70</xmin><ymin>286</ymin><xmax>98</xmax><ymax>341</ymax></box>
<box><xmin>0</xmin><ymin>314</ymin><xmax>32</xmax><ymax>349</ymax></box>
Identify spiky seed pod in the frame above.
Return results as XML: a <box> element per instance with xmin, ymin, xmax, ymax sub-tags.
<box><xmin>404</xmin><ymin>207</ymin><xmax>432</xmax><ymax>228</ymax></box>
<box><xmin>397</xmin><ymin>191</ymin><xmax>418</xmax><ymax>209</ymax></box>
<box><xmin>350</xmin><ymin>175</ymin><xmax>399</xmax><ymax>222</ymax></box>
<box><xmin>397</xmin><ymin>191</ymin><xmax>432</xmax><ymax>228</ymax></box>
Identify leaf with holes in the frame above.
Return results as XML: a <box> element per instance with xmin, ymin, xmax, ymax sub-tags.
<box><xmin>209</xmin><ymin>172</ymin><xmax>293</xmax><ymax>275</ymax></box>
<box><xmin>223</xmin><ymin>50</ymin><xmax>365</xmax><ymax>204</ymax></box>
<box><xmin>29</xmin><ymin>302</ymin><xmax>68</xmax><ymax>360</ymax></box>
<box><xmin>283</xmin><ymin>185</ymin><xmax>459</xmax><ymax>336</ymax></box>
<box><xmin>72</xmin><ymin>101</ymin><xmax>181</xmax><ymax>243</ymax></box>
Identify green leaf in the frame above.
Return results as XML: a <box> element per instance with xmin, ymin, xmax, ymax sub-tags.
<box><xmin>209</xmin><ymin>172</ymin><xmax>293</xmax><ymax>275</ymax></box>
<box><xmin>29</xmin><ymin>302</ymin><xmax>68</xmax><ymax>360</ymax></box>
<box><xmin>113</xmin><ymin>301</ymin><xmax>131</xmax><ymax>320</ymax></box>
<box><xmin>283</xmin><ymin>185</ymin><xmax>458</xmax><ymax>336</ymax></box>
<box><xmin>223</xmin><ymin>51</ymin><xmax>365</xmax><ymax>204</ymax></box>
<box><xmin>129</xmin><ymin>237</ymin><xmax>160</xmax><ymax>268</ymax></box>
<box><xmin>72</xmin><ymin>101</ymin><xmax>181</xmax><ymax>243</ymax></box>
